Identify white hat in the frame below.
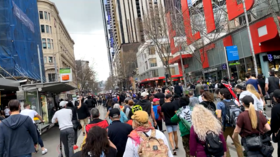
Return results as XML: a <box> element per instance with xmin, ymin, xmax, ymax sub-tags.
<box><xmin>59</xmin><ymin>101</ymin><xmax>68</xmax><ymax>107</ymax></box>
<box><xmin>141</xmin><ymin>92</ymin><xmax>149</xmax><ymax>97</ymax></box>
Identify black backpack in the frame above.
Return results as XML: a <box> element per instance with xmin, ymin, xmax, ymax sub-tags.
<box><xmin>223</xmin><ymin>100</ymin><xmax>242</xmax><ymax>127</ymax></box>
<box><xmin>200</xmin><ymin>102</ymin><xmax>216</xmax><ymax>117</ymax></box>
<box><xmin>204</xmin><ymin>131</ymin><xmax>224</xmax><ymax>156</ymax></box>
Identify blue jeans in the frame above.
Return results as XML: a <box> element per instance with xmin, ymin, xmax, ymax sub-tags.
<box><xmin>17</xmin><ymin>154</ymin><xmax>31</xmax><ymax>157</ymax></box>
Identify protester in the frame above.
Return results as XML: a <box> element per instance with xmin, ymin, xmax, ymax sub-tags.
<box><xmin>189</xmin><ymin>105</ymin><xmax>227</xmax><ymax>157</ymax></box>
<box><xmin>52</xmin><ymin>100</ymin><xmax>75</xmax><ymax>157</ymax></box>
<box><xmin>162</xmin><ymin>94</ymin><xmax>178</xmax><ymax>155</ymax></box>
<box><xmin>152</xmin><ymin>98</ymin><xmax>164</xmax><ymax>131</ymax></box>
<box><xmin>137</xmin><ymin>92</ymin><xmax>157</xmax><ymax>126</ymax></box>
<box><xmin>217</xmin><ymin>88</ymin><xmax>243</xmax><ymax>157</ymax></box>
<box><xmin>4</xmin><ymin>106</ymin><xmax>10</xmax><ymax>118</ymax></box>
<box><xmin>199</xmin><ymin>91</ymin><xmax>216</xmax><ymax>115</ymax></box>
<box><xmin>123</xmin><ymin>110</ymin><xmax>173</xmax><ymax>157</ymax></box>
<box><xmin>174</xmin><ymin>82</ymin><xmax>183</xmax><ymax>97</ymax></box>
<box><xmin>77</xmin><ymin>98</ymin><xmax>90</xmax><ymax>136</ymax></box>
<box><xmin>73</xmin><ymin>126</ymin><xmax>117</xmax><ymax>157</ymax></box>
<box><xmin>154</xmin><ymin>89</ymin><xmax>165</xmax><ymax>106</ymax></box>
<box><xmin>258</xmin><ymin>74</ymin><xmax>266</xmax><ymax>97</ymax></box>
<box><xmin>124</xmin><ymin>100</ymin><xmax>134</xmax><ymax>118</ymax></box>
<box><xmin>108</xmin><ymin>104</ymin><xmax>128</xmax><ymax>124</ymax></box>
<box><xmin>232</xmin><ymin>95</ymin><xmax>271</xmax><ymax>156</ymax></box>
<box><xmin>265</xmin><ymin>70</ymin><xmax>280</xmax><ymax>107</ymax></box>
<box><xmin>245</xmin><ymin>73</ymin><xmax>262</xmax><ymax>94</ymax></box>
<box><xmin>0</xmin><ymin>100</ymin><xmax>38</xmax><ymax>157</ymax></box>
<box><xmin>188</xmin><ymin>91</ymin><xmax>199</xmax><ymax>108</ymax></box>
<box><xmin>271</xmin><ymin>89</ymin><xmax>280</xmax><ymax>156</ymax></box>
<box><xmin>171</xmin><ymin>96</ymin><xmax>192</xmax><ymax>156</ymax></box>
<box><xmin>107</xmin><ymin>108</ymin><xmax>133</xmax><ymax>157</ymax></box>
<box><xmin>247</xmin><ymin>84</ymin><xmax>265</xmax><ymax>110</ymax></box>
<box><xmin>236</xmin><ymin>84</ymin><xmax>263</xmax><ymax>111</ymax></box>
<box><xmin>195</xmin><ymin>81</ymin><xmax>202</xmax><ymax>97</ymax></box>
<box><xmin>86</xmin><ymin>108</ymin><xmax>109</xmax><ymax>132</ymax></box>
<box><xmin>21</xmin><ymin>103</ymin><xmax>48</xmax><ymax>155</ymax></box>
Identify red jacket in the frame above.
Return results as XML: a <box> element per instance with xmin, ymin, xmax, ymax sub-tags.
<box><xmin>86</xmin><ymin>119</ymin><xmax>109</xmax><ymax>133</ymax></box>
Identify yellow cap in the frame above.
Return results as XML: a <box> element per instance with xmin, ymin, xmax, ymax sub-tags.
<box><xmin>131</xmin><ymin>110</ymin><xmax>149</xmax><ymax>124</ymax></box>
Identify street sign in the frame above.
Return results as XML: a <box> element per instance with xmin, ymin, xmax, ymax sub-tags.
<box><xmin>59</xmin><ymin>68</ymin><xmax>72</xmax><ymax>82</ymax></box>
<box><xmin>226</xmin><ymin>46</ymin><xmax>239</xmax><ymax>61</ymax></box>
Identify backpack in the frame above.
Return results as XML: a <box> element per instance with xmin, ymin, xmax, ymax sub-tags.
<box><xmin>152</xmin><ymin>105</ymin><xmax>160</xmax><ymax>120</ymax></box>
<box><xmin>138</xmin><ymin>129</ymin><xmax>169</xmax><ymax>157</ymax></box>
<box><xmin>204</xmin><ymin>131</ymin><xmax>224</xmax><ymax>156</ymax></box>
<box><xmin>223</xmin><ymin>100</ymin><xmax>242</xmax><ymax>127</ymax></box>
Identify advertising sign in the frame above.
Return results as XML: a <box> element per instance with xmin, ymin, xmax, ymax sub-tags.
<box><xmin>59</xmin><ymin>68</ymin><xmax>72</xmax><ymax>82</ymax></box>
<box><xmin>226</xmin><ymin>46</ymin><xmax>239</xmax><ymax>62</ymax></box>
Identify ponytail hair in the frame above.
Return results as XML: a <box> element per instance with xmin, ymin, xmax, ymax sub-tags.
<box><xmin>241</xmin><ymin>96</ymin><xmax>257</xmax><ymax>129</ymax></box>
<box><xmin>248</xmin><ymin>102</ymin><xmax>257</xmax><ymax>129</ymax></box>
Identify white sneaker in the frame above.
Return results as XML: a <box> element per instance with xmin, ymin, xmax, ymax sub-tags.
<box><xmin>42</xmin><ymin>148</ymin><xmax>48</xmax><ymax>155</ymax></box>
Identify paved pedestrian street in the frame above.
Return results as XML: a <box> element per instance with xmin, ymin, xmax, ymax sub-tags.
<box><xmin>33</xmin><ymin>105</ymin><xmax>278</xmax><ymax>157</ymax></box>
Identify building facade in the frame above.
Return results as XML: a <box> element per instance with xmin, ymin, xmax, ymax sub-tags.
<box><xmin>0</xmin><ymin>0</ymin><xmax>45</xmax><ymax>81</ymax></box>
<box><xmin>37</xmin><ymin>0</ymin><xmax>76</xmax><ymax>88</ymax></box>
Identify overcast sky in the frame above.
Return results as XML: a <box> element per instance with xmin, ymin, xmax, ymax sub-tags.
<box><xmin>52</xmin><ymin>0</ymin><xmax>109</xmax><ymax>81</ymax></box>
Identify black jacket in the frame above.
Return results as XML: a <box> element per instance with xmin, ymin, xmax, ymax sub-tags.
<box><xmin>137</xmin><ymin>99</ymin><xmax>152</xmax><ymax>116</ymax></box>
<box><xmin>174</xmin><ymin>85</ymin><xmax>183</xmax><ymax>96</ymax></box>
<box><xmin>0</xmin><ymin>114</ymin><xmax>38</xmax><ymax>157</ymax></box>
<box><xmin>108</xmin><ymin>120</ymin><xmax>132</xmax><ymax>157</ymax></box>
<box><xmin>154</xmin><ymin>92</ymin><xmax>165</xmax><ymax>106</ymax></box>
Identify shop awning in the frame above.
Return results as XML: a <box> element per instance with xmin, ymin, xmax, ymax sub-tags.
<box><xmin>141</xmin><ymin>76</ymin><xmax>165</xmax><ymax>83</ymax></box>
<box><xmin>171</xmin><ymin>74</ymin><xmax>183</xmax><ymax>78</ymax></box>
<box><xmin>169</xmin><ymin>54</ymin><xmax>192</xmax><ymax>64</ymax></box>
<box><xmin>0</xmin><ymin>78</ymin><xmax>20</xmax><ymax>91</ymax></box>
<box><xmin>20</xmin><ymin>82</ymin><xmax>76</xmax><ymax>94</ymax></box>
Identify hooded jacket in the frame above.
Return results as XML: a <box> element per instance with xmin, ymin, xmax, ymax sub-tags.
<box><xmin>137</xmin><ymin>99</ymin><xmax>151</xmax><ymax>116</ymax></box>
<box><xmin>0</xmin><ymin>114</ymin><xmax>38</xmax><ymax>157</ymax></box>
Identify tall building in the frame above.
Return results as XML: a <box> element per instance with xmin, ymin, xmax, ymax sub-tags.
<box><xmin>0</xmin><ymin>0</ymin><xmax>45</xmax><ymax>81</ymax></box>
<box><xmin>37</xmin><ymin>0</ymin><xmax>77</xmax><ymax>88</ymax></box>
<box><xmin>101</xmin><ymin>0</ymin><xmax>143</xmax><ymax>88</ymax></box>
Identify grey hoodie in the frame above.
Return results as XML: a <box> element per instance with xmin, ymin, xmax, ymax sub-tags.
<box><xmin>0</xmin><ymin>114</ymin><xmax>38</xmax><ymax>157</ymax></box>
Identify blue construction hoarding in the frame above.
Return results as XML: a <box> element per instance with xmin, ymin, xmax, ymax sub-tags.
<box><xmin>0</xmin><ymin>0</ymin><xmax>45</xmax><ymax>81</ymax></box>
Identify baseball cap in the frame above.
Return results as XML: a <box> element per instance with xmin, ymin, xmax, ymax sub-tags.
<box><xmin>131</xmin><ymin>111</ymin><xmax>149</xmax><ymax>124</ymax></box>
<box><xmin>273</xmin><ymin>89</ymin><xmax>280</xmax><ymax>98</ymax></box>
<box><xmin>59</xmin><ymin>101</ymin><xmax>68</xmax><ymax>107</ymax></box>
<box><xmin>109</xmin><ymin>108</ymin><xmax>120</xmax><ymax>118</ymax></box>
<box><xmin>153</xmin><ymin>98</ymin><xmax>160</xmax><ymax>102</ymax></box>
<box><xmin>141</xmin><ymin>92</ymin><xmax>149</xmax><ymax>97</ymax></box>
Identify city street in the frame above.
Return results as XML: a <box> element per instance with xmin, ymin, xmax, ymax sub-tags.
<box><xmin>33</xmin><ymin>104</ymin><xmax>277</xmax><ymax>157</ymax></box>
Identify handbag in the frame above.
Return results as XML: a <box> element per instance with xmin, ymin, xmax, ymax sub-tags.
<box><xmin>245</xmin><ymin>112</ymin><xmax>262</xmax><ymax>150</ymax></box>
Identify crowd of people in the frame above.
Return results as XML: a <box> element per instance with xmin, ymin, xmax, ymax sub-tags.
<box><xmin>1</xmin><ymin>70</ymin><xmax>280</xmax><ymax>157</ymax></box>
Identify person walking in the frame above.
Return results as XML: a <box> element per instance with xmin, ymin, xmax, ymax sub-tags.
<box><xmin>171</xmin><ymin>96</ymin><xmax>192</xmax><ymax>157</ymax></box>
<box><xmin>247</xmin><ymin>84</ymin><xmax>265</xmax><ymax>111</ymax></box>
<box><xmin>217</xmin><ymin>88</ymin><xmax>244</xmax><ymax>157</ymax></box>
<box><xmin>73</xmin><ymin>126</ymin><xmax>117</xmax><ymax>157</ymax></box>
<box><xmin>162</xmin><ymin>94</ymin><xmax>179</xmax><ymax>155</ymax></box>
<box><xmin>152</xmin><ymin>98</ymin><xmax>164</xmax><ymax>131</ymax></box>
<box><xmin>188</xmin><ymin>91</ymin><xmax>199</xmax><ymax>108</ymax></box>
<box><xmin>154</xmin><ymin>89</ymin><xmax>165</xmax><ymax>106</ymax></box>
<box><xmin>52</xmin><ymin>100</ymin><xmax>75</xmax><ymax>157</ymax></box>
<box><xmin>271</xmin><ymin>89</ymin><xmax>280</xmax><ymax>156</ymax></box>
<box><xmin>174</xmin><ymin>82</ymin><xmax>183</xmax><ymax>97</ymax></box>
<box><xmin>200</xmin><ymin>91</ymin><xmax>216</xmax><ymax>115</ymax></box>
<box><xmin>20</xmin><ymin>103</ymin><xmax>48</xmax><ymax>155</ymax></box>
<box><xmin>232</xmin><ymin>95</ymin><xmax>271</xmax><ymax>157</ymax></box>
<box><xmin>108</xmin><ymin>104</ymin><xmax>128</xmax><ymax>124</ymax></box>
<box><xmin>77</xmin><ymin>98</ymin><xmax>90</xmax><ymax>136</ymax></box>
<box><xmin>189</xmin><ymin>105</ymin><xmax>227</xmax><ymax>157</ymax></box>
<box><xmin>0</xmin><ymin>100</ymin><xmax>38</xmax><ymax>157</ymax></box>
<box><xmin>137</xmin><ymin>92</ymin><xmax>157</xmax><ymax>127</ymax></box>
<box><xmin>123</xmin><ymin>110</ymin><xmax>173</xmax><ymax>157</ymax></box>
<box><xmin>67</xmin><ymin>101</ymin><xmax>80</xmax><ymax>150</ymax></box>
<box><xmin>265</xmin><ymin>70</ymin><xmax>280</xmax><ymax>107</ymax></box>
<box><xmin>245</xmin><ymin>73</ymin><xmax>262</xmax><ymax>94</ymax></box>
<box><xmin>4</xmin><ymin>106</ymin><xmax>10</xmax><ymax>118</ymax></box>
<box><xmin>107</xmin><ymin>108</ymin><xmax>133</xmax><ymax>157</ymax></box>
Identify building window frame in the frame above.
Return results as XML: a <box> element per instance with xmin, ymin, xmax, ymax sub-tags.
<box><xmin>48</xmin><ymin>56</ymin><xmax>53</xmax><ymax>63</ymax></box>
<box><xmin>39</xmin><ymin>11</ymin><xmax>43</xmax><ymax>19</ymax></box>
<box><xmin>46</xmin><ymin>25</ymin><xmax>49</xmax><ymax>33</ymax></box>
<box><xmin>42</xmin><ymin>38</ymin><xmax>47</xmax><ymax>49</ymax></box>
<box><xmin>47</xmin><ymin>39</ymin><xmax>51</xmax><ymax>49</ymax></box>
<box><xmin>44</xmin><ymin>11</ymin><xmax>48</xmax><ymax>20</ymax></box>
<box><xmin>48</xmin><ymin>73</ymin><xmax>56</xmax><ymax>82</ymax></box>
<box><xmin>41</xmin><ymin>25</ymin><xmax>45</xmax><ymax>33</ymax></box>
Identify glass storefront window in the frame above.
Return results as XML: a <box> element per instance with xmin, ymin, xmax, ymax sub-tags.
<box><xmin>40</xmin><ymin>95</ymin><xmax>49</xmax><ymax>123</ymax></box>
<box><xmin>25</xmin><ymin>91</ymin><xmax>39</xmax><ymax>112</ymax></box>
